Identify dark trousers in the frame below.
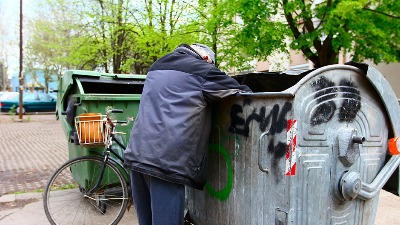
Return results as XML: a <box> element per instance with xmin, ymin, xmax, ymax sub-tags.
<box><xmin>130</xmin><ymin>170</ymin><xmax>185</xmax><ymax>225</ymax></box>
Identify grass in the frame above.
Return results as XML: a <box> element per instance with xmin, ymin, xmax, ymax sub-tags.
<box><xmin>7</xmin><ymin>105</ymin><xmax>17</xmax><ymax>116</ymax></box>
<box><xmin>8</xmin><ymin>105</ymin><xmax>16</xmax><ymax>121</ymax></box>
<box><xmin>51</xmin><ymin>183</ymin><xmax>79</xmax><ymax>191</ymax></box>
<box><xmin>9</xmin><ymin>183</ymin><xmax>77</xmax><ymax>195</ymax></box>
<box><xmin>13</xmin><ymin>189</ymin><xmax>44</xmax><ymax>195</ymax></box>
<box><xmin>7</xmin><ymin>105</ymin><xmax>32</xmax><ymax>122</ymax></box>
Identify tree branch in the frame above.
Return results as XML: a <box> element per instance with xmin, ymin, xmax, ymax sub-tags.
<box><xmin>282</xmin><ymin>0</ymin><xmax>319</xmax><ymax>65</ymax></box>
<box><xmin>363</xmin><ymin>8</ymin><xmax>400</xmax><ymax>19</ymax></box>
<box><xmin>314</xmin><ymin>0</ymin><xmax>331</xmax><ymax>30</ymax></box>
<box><xmin>301</xmin><ymin>0</ymin><xmax>322</xmax><ymax>52</ymax></box>
<box><xmin>182</xmin><ymin>0</ymin><xmax>208</xmax><ymax>19</ymax></box>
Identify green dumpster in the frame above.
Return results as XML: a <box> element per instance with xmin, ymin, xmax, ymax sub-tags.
<box><xmin>56</xmin><ymin>70</ymin><xmax>145</xmax><ymax>187</ymax></box>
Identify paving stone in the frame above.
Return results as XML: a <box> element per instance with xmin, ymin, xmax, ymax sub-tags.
<box><xmin>0</xmin><ymin>113</ymin><xmax>68</xmax><ymax>196</ymax></box>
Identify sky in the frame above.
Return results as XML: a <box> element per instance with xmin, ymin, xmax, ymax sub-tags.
<box><xmin>0</xmin><ymin>0</ymin><xmax>36</xmax><ymax>78</ymax></box>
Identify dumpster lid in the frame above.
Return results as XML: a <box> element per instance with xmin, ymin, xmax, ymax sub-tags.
<box><xmin>233</xmin><ymin>70</ymin><xmax>310</xmax><ymax>92</ymax></box>
<box><xmin>58</xmin><ymin>70</ymin><xmax>146</xmax><ymax>105</ymax></box>
<box><xmin>64</xmin><ymin>70</ymin><xmax>146</xmax><ymax>79</ymax></box>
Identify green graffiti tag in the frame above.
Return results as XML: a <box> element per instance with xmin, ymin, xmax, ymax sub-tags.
<box><xmin>205</xmin><ymin>143</ymin><xmax>233</xmax><ymax>201</ymax></box>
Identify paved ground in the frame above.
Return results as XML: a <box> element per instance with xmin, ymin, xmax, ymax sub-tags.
<box><xmin>0</xmin><ymin>192</ymin><xmax>138</xmax><ymax>225</ymax></box>
<box><xmin>0</xmin><ymin>113</ymin><xmax>68</xmax><ymax>195</ymax></box>
<box><xmin>0</xmin><ymin>113</ymin><xmax>399</xmax><ymax>225</ymax></box>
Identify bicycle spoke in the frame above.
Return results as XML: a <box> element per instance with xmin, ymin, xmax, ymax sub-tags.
<box><xmin>43</xmin><ymin>156</ymin><xmax>129</xmax><ymax>225</ymax></box>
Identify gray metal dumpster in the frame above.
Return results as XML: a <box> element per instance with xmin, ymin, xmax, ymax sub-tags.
<box><xmin>186</xmin><ymin>64</ymin><xmax>400</xmax><ymax>225</ymax></box>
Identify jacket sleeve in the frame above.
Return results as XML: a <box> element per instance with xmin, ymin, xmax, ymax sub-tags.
<box><xmin>202</xmin><ymin>66</ymin><xmax>252</xmax><ymax>103</ymax></box>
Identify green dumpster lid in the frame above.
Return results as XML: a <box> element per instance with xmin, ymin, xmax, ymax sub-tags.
<box><xmin>58</xmin><ymin>70</ymin><xmax>146</xmax><ymax>111</ymax></box>
<box><xmin>103</xmin><ymin>73</ymin><xmax>146</xmax><ymax>79</ymax></box>
<box><xmin>64</xmin><ymin>70</ymin><xmax>101</xmax><ymax>77</ymax></box>
<box><xmin>64</xmin><ymin>70</ymin><xmax>146</xmax><ymax>79</ymax></box>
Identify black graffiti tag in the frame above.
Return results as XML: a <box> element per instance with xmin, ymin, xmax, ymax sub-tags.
<box><xmin>229</xmin><ymin>102</ymin><xmax>292</xmax><ymax>161</ymax></box>
<box><xmin>338</xmin><ymin>80</ymin><xmax>361</xmax><ymax>123</ymax></box>
<box><xmin>310</xmin><ymin>76</ymin><xmax>361</xmax><ymax>125</ymax></box>
<box><xmin>310</xmin><ymin>76</ymin><xmax>338</xmax><ymax>125</ymax></box>
<box><xmin>229</xmin><ymin>102</ymin><xmax>292</xmax><ymax>137</ymax></box>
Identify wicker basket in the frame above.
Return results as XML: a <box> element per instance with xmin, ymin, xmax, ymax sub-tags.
<box><xmin>75</xmin><ymin>113</ymin><xmax>107</xmax><ymax>147</ymax></box>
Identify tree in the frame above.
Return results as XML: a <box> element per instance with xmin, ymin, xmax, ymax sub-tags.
<box><xmin>192</xmin><ymin>0</ymin><xmax>255</xmax><ymax>72</ymax></box>
<box><xmin>80</xmin><ymin>0</ymin><xmax>134</xmax><ymax>73</ymax></box>
<box><xmin>168</xmin><ymin>0</ymin><xmax>253</xmax><ymax>70</ymax></box>
<box><xmin>24</xmin><ymin>54</ymin><xmax>57</xmax><ymax>93</ymax></box>
<box><xmin>26</xmin><ymin>0</ymin><xmax>87</xmax><ymax>78</ymax></box>
<box><xmin>27</xmin><ymin>0</ymin><xmax>199</xmax><ymax>74</ymax></box>
<box><xmin>29</xmin><ymin>0</ymin><xmax>283</xmax><ymax>75</ymax></box>
<box><xmin>0</xmin><ymin>2</ymin><xmax>14</xmax><ymax>91</ymax></box>
<box><xmin>231</xmin><ymin>0</ymin><xmax>400</xmax><ymax>68</ymax></box>
<box><xmin>0</xmin><ymin>61</ymin><xmax>7</xmax><ymax>91</ymax></box>
<box><xmin>123</xmin><ymin>0</ymin><xmax>199</xmax><ymax>74</ymax></box>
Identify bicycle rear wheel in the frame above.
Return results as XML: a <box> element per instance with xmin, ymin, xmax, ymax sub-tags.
<box><xmin>43</xmin><ymin>156</ymin><xmax>129</xmax><ymax>225</ymax></box>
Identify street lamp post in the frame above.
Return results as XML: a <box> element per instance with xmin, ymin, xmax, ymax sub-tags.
<box><xmin>18</xmin><ymin>0</ymin><xmax>23</xmax><ymax>120</ymax></box>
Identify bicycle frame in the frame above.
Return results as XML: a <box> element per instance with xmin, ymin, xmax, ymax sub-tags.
<box><xmin>86</xmin><ymin>127</ymin><xmax>128</xmax><ymax>195</ymax></box>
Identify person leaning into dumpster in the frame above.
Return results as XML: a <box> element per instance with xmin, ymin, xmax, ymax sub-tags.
<box><xmin>124</xmin><ymin>43</ymin><xmax>252</xmax><ymax>225</ymax></box>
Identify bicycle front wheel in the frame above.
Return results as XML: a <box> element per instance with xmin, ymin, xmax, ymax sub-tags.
<box><xmin>43</xmin><ymin>156</ymin><xmax>129</xmax><ymax>225</ymax></box>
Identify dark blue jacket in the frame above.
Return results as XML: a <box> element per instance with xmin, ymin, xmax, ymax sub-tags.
<box><xmin>124</xmin><ymin>45</ymin><xmax>251</xmax><ymax>189</ymax></box>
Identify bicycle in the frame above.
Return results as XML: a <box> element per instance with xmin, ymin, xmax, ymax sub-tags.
<box><xmin>43</xmin><ymin>109</ymin><xmax>131</xmax><ymax>225</ymax></box>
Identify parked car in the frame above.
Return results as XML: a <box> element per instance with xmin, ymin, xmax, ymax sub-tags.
<box><xmin>0</xmin><ymin>92</ymin><xmax>19</xmax><ymax>111</ymax></box>
<box><xmin>0</xmin><ymin>92</ymin><xmax>19</xmax><ymax>101</ymax></box>
<box><xmin>0</xmin><ymin>92</ymin><xmax>56</xmax><ymax>114</ymax></box>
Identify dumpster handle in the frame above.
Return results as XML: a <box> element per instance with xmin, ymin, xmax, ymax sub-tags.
<box><xmin>258</xmin><ymin>131</ymin><xmax>270</xmax><ymax>173</ymax></box>
<box><xmin>358</xmin><ymin>155</ymin><xmax>400</xmax><ymax>200</ymax></box>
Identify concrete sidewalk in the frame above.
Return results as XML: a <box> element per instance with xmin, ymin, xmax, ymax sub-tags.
<box><xmin>0</xmin><ymin>189</ymin><xmax>399</xmax><ymax>225</ymax></box>
<box><xmin>0</xmin><ymin>191</ymin><xmax>138</xmax><ymax>224</ymax></box>
<box><xmin>0</xmin><ymin>188</ymin><xmax>400</xmax><ymax>225</ymax></box>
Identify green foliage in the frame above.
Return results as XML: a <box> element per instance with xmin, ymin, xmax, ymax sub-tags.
<box><xmin>191</xmin><ymin>0</ymin><xmax>257</xmax><ymax>71</ymax></box>
<box><xmin>26</xmin><ymin>0</ymin><xmax>257</xmax><ymax>73</ymax></box>
<box><xmin>230</xmin><ymin>0</ymin><xmax>400</xmax><ymax>67</ymax></box>
<box><xmin>27</xmin><ymin>0</ymin><xmax>202</xmax><ymax>74</ymax></box>
<box><xmin>26</xmin><ymin>0</ymin><xmax>399</xmax><ymax>73</ymax></box>
<box><xmin>123</xmin><ymin>0</ymin><xmax>199</xmax><ymax>73</ymax></box>
<box><xmin>8</xmin><ymin>105</ymin><xmax>16</xmax><ymax>116</ymax></box>
<box><xmin>26</xmin><ymin>0</ymin><xmax>81</xmax><ymax>76</ymax></box>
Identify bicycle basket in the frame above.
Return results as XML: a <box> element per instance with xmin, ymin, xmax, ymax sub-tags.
<box><xmin>75</xmin><ymin>113</ymin><xmax>109</xmax><ymax>147</ymax></box>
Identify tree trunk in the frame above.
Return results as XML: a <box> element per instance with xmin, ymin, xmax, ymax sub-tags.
<box><xmin>113</xmin><ymin>0</ymin><xmax>124</xmax><ymax>74</ymax></box>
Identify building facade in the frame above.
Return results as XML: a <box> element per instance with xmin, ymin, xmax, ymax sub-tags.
<box><xmin>10</xmin><ymin>70</ymin><xmax>58</xmax><ymax>96</ymax></box>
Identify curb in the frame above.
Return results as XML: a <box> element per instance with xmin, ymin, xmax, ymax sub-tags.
<box><xmin>0</xmin><ymin>192</ymin><xmax>43</xmax><ymax>203</ymax></box>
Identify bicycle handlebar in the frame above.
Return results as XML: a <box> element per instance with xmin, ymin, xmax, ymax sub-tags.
<box><xmin>108</xmin><ymin>109</ymin><xmax>124</xmax><ymax>114</ymax></box>
<box><xmin>115</xmin><ymin>120</ymin><xmax>128</xmax><ymax>124</ymax></box>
